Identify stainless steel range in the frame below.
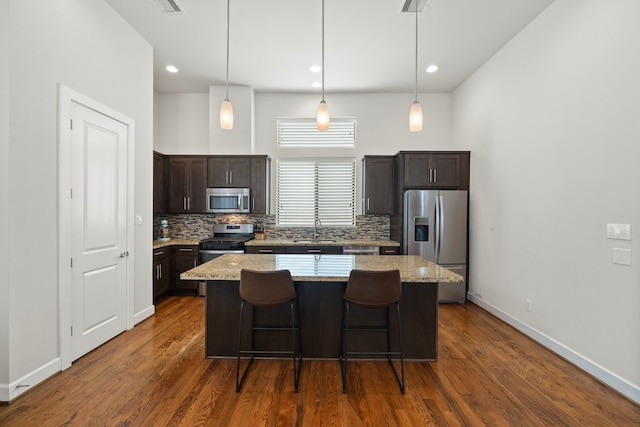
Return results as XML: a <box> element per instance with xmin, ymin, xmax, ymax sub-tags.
<box><xmin>199</xmin><ymin>223</ymin><xmax>255</xmax><ymax>264</ymax></box>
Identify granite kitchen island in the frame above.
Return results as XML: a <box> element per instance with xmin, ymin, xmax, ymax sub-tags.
<box><xmin>181</xmin><ymin>254</ymin><xmax>463</xmax><ymax>360</ymax></box>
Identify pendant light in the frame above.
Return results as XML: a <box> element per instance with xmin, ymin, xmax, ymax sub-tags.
<box><xmin>409</xmin><ymin>1</ymin><xmax>423</xmax><ymax>132</ymax></box>
<box><xmin>316</xmin><ymin>0</ymin><xmax>329</xmax><ymax>131</ymax></box>
<box><xmin>220</xmin><ymin>0</ymin><xmax>233</xmax><ymax>130</ymax></box>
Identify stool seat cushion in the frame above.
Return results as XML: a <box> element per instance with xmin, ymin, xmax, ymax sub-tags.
<box><xmin>344</xmin><ymin>269</ymin><xmax>402</xmax><ymax>308</ymax></box>
<box><xmin>240</xmin><ymin>269</ymin><xmax>296</xmax><ymax>307</ymax></box>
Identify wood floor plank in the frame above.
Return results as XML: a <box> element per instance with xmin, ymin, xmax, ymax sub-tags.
<box><xmin>1</xmin><ymin>297</ymin><xmax>638</xmax><ymax>426</ymax></box>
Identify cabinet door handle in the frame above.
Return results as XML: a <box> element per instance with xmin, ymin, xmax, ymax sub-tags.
<box><xmin>367</xmin><ymin>198</ymin><xmax>370</xmax><ymax>211</ymax></box>
<box><xmin>252</xmin><ymin>197</ymin><xmax>255</xmax><ymax>211</ymax></box>
<box><xmin>158</xmin><ymin>264</ymin><xmax>162</xmax><ymax>279</ymax></box>
<box><xmin>229</xmin><ymin>171</ymin><xmax>233</xmax><ymax>184</ymax></box>
<box><xmin>187</xmin><ymin>197</ymin><xmax>190</xmax><ymax>210</ymax></box>
<box><xmin>183</xmin><ymin>197</ymin><xmax>186</xmax><ymax>210</ymax></box>
<box><xmin>225</xmin><ymin>171</ymin><xmax>229</xmax><ymax>184</ymax></box>
<box><xmin>434</xmin><ymin>169</ymin><xmax>437</xmax><ymax>183</ymax></box>
<box><xmin>154</xmin><ymin>251</ymin><xmax>164</xmax><ymax>256</ymax></box>
<box><xmin>193</xmin><ymin>260</ymin><xmax>197</xmax><ymax>267</ymax></box>
<box><xmin>179</xmin><ymin>248</ymin><xmax>193</xmax><ymax>252</ymax></box>
<box><xmin>307</xmin><ymin>249</ymin><xmax>322</xmax><ymax>253</ymax></box>
<box><xmin>258</xmin><ymin>249</ymin><xmax>273</xmax><ymax>253</ymax></box>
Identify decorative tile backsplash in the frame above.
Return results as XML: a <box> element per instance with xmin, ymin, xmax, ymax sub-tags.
<box><xmin>153</xmin><ymin>214</ymin><xmax>390</xmax><ymax>241</ymax></box>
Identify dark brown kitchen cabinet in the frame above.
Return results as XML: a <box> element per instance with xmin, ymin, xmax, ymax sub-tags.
<box><xmin>399</xmin><ymin>152</ymin><xmax>469</xmax><ymax>190</ymax></box>
<box><xmin>362</xmin><ymin>156</ymin><xmax>394</xmax><ymax>214</ymax></box>
<box><xmin>171</xmin><ymin>245</ymin><xmax>199</xmax><ymax>295</ymax></box>
<box><xmin>379</xmin><ymin>247</ymin><xmax>400</xmax><ymax>255</ymax></box>
<box><xmin>246</xmin><ymin>245</ymin><xmax>342</xmax><ymax>254</ymax></box>
<box><xmin>153</xmin><ymin>248</ymin><xmax>171</xmax><ymax>300</ymax></box>
<box><xmin>245</xmin><ymin>246</ymin><xmax>287</xmax><ymax>254</ymax></box>
<box><xmin>168</xmin><ymin>157</ymin><xmax>207</xmax><ymax>213</ymax></box>
<box><xmin>250</xmin><ymin>157</ymin><xmax>269</xmax><ymax>214</ymax></box>
<box><xmin>207</xmin><ymin>157</ymin><xmax>250</xmax><ymax>188</ymax></box>
<box><xmin>285</xmin><ymin>246</ymin><xmax>343</xmax><ymax>254</ymax></box>
<box><xmin>153</xmin><ymin>152</ymin><xmax>167</xmax><ymax>214</ymax></box>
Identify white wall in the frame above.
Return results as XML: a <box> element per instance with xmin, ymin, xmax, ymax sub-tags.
<box><xmin>154</xmin><ymin>92</ymin><xmax>209</xmax><ymax>154</ymax></box>
<box><xmin>452</xmin><ymin>0</ymin><xmax>640</xmax><ymax>402</ymax></box>
<box><xmin>0</xmin><ymin>0</ymin><xmax>10</xmax><ymax>397</ymax></box>
<box><xmin>2</xmin><ymin>0</ymin><xmax>153</xmax><ymax>400</ymax></box>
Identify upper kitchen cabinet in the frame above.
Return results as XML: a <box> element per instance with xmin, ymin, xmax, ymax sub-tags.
<box><xmin>153</xmin><ymin>151</ymin><xmax>167</xmax><ymax>214</ymax></box>
<box><xmin>362</xmin><ymin>156</ymin><xmax>394</xmax><ymax>215</ymax></box>
<box><xmin>207</xmin><ymin>157</ymin><xmax>250</xmax><ymax>188</ymax></box>
<box><xmin>250</xmin><ymin>156</ymin><xmax>270</xmax><ymax>214</ymax></box>
<box><xmin>167</xmin><ymin>157</ymin><xmax>207</xmax><ymax>213</ymax></box>
<box><xmin>397</xmin><ymin>151</ymin><xmax>470</xmax><ymax>190</ymax></box>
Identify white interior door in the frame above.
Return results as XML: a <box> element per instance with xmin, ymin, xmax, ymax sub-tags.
<box><xmin>69</xmin><ymin>101</ymin><xmax>128</xmax><ymax>361</ymax></box>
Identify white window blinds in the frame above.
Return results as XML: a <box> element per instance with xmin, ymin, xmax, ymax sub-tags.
<box><xmin>277</xmin><ymin>118</ymin><xmax>356</xmax><ymax>147</ymax></box>
<box><xmin>277</xmin><ymin>159</ymin><xmax>356</xmax><ymax>227</ymax></box>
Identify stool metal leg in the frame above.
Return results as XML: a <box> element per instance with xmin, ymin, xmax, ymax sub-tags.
<box><xmin>340</xmin><ymin>300</ymin><xmax>350</xmax><ymax>393</ymax></box>
<box><xmin>290</xmin><ymin>299</ymin><xmax>302</xmax><ymax>393</ymax></box>
<box><xmin>236</xmin><ymin>300</ymin><xmax>251</xmax><ymax>392</ymax></box>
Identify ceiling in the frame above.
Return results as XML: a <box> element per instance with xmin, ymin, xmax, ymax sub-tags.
<box><xmin>104</xmin><ymin>0</ymin><xmax>554</xmax><ymax>94</ymax></box>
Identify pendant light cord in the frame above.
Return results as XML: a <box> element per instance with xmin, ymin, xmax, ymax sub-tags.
<box><xmin>225</xmin><ymin>0</ymin><xmax>230</xmax><ymax>100</ymax></box>
<box><xmin>321</xmin><ymin>0</ymin><xmax>325</xmax><ymax>102</ymax></box>
<box><xmin>414</xmin><ymin>3</ymin><xmax>418</xmax><ymax>103</ymax></box>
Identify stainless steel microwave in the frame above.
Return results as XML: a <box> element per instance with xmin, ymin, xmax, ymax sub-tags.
<box><xmin>206</xmin><ymin>188</ymin><xmax>251</xmax><ymax>213</ymax></box>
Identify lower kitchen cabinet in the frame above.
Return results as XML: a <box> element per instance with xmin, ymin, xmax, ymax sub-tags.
<box><xmin>379</xmin><ymin>247</ymin><xmax>400</xmax><ymax>255</ymax></box>
<box><xmin>172</xmin><ymin>245</ymin><xmax>200</xmax><ymax>295</ymax></box>
<box><xmin>246</xmin><ymin>245</ymin><xmax>342</xmax><ymax>254</ymax></box>
<box><xmin>246</xmin><ymin>246</ymin><xmax>287</xmax><ymax>254</ymax></box>
<box><xmin>153</xmin><ymin>248</ymin><xmax>171</xmax><ymax>300</ymax></box>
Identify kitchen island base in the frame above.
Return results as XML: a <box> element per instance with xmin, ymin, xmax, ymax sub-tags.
<box><xmin>206</xmin><ymin>280</ymin><xmax>438</xmax><ymax>360</ymax></box>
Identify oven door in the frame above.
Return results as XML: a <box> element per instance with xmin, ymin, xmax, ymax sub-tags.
<box><xmin>199</xmin><ymin>249</ymin><xmax>244</xmax><ymax>264</ymax></box>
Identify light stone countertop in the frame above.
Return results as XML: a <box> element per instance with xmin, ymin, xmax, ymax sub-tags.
<box><xmin>181</xmin><ymin>253</ymin><xmax>463</xmax><ymax>283</ymax></box>
<box><xmin>245</xmin><ymin>238</ymin><xmax>400</xmax><ymax>247</ymax></box>
<box><xmin>153</xmin><ymin>238</ymin><xmax>200</xmax><ymax>249</ymax></box>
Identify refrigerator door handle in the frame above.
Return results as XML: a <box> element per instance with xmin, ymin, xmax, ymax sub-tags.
<box><xmin>435</xmin><ymin>195</ymin><xmax>441</xmax><ymax>261</ymax></box>
<box><xmin>438</xmin><ymin>195</ymin><xmax>445</xmax><ymax>261</ymax></box>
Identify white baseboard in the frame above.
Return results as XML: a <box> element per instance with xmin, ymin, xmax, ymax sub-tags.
<box><xmin>133</xmin><ymin>304</ymin><xmax>155</xmax><ymax>326</ymax></box>
<box><xmin>467</xmin><ymin>292</ymin><xmax>640</xmax><ymax>405</ymax></box>
<box><xmin>0</xmin><ymin>357</ymin><xmax>61</xmax><ymax>402</ymax></box>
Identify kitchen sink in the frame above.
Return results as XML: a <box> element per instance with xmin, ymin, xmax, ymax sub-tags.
<box><xmin>293</xmin><ymin>239</ymin><xmax>336</xmax><ymax>243</ymax></box>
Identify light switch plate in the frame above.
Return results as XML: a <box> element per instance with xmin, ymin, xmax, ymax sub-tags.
<box><xmin>606</xmin><ymin>223</ymin><xmax>631</xmax><ymax>240</ymax></box>
<box><xmin>612</xmin><ymin>248</ymin><xmax>632</xmax><ymax>266</ymax></box>
<box><xmin>135</xmin><ymin>215</ymin><xmax>143</xmax><ymax>226</ymax></box>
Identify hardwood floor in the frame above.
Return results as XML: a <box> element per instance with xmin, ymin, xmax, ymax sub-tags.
<box><xmin>1</xmin><ymin>296</ymin><xmax>638</xmax><ymax>426</ymax></box>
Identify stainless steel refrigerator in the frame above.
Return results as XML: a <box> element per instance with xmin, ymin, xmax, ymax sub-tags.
<box><xmin>403</xmin><ymin>189</ymin><xmax>468</xmax><ymax>303</ymax></box>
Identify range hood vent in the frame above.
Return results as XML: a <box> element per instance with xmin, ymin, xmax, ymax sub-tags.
<box><xmin>400</xmin><ymin>0</ymin><xmax>432</xmax><ymax>13</ymax></box>
<box><xmin>150</xmin><ymin>0</ymin><xmax>184</xmax><ymax>13</ymax></box>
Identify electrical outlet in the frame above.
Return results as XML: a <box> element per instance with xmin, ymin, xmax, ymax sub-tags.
<box><xmin>612</xmin><ymin>248</ymin><xmax>632</xmax><ymax>266</ymax></box>
<box><xmin>606</xmin><ymin>224</ymin><xmax>631</xmax><ymax>240</ymax></box>
<box><xmin>525</xmin><ymin>298</ymin><xmax>533</xmax><ymax>312</ymax></box>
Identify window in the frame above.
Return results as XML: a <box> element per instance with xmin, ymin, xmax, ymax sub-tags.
<box><xmin>277</xmin><ymin>159</ymin><xmax>355</xmax><ymax>227</ymax></box>
<box><xmin>277</xmin><ymin>118</ymin><xmax>356</xmax><ymax>147</ymax></box>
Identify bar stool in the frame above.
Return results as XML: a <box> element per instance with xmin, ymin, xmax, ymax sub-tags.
<box><xmin>236</xmin><ymin>269</ymin><xmax>302</xmax><ymax>392</ymax></box>
<box><xmin>340</xmin><ymin>269</ymin><xmax>405</xmax><ymax>394</ymax></box>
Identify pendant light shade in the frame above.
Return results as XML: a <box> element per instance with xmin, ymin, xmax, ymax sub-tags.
<box><xmin>409</xmin><ymin>101</ymin><xmax>422</xmax><ymax>132</ymax></box>
<box><xmin>317</xmin><ymin>100</ymin><xmax>329</xmax><ymax>131</ymax></box>
<box><xmin>220</xmin><ymin>0</ymin><xmax>233</xmax><ymax>130</ymax></box>
<box><xmin>410</xmin><ymin>1</ymin><xmax>423</xmax><ymax>132</ymax></box>
<box><xmin>317</xmin><ymin>0</ymin><xmax>329</xmax><ymax>131</ymax></box>
<box><xmin>220</xmin><ymin>99</ymin><xmax>233</xmax><ymax>130</ymax></box>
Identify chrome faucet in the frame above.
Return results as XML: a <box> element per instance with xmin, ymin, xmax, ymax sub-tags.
<box><xmin>314</xmin><ymin>218</ymin><xmax>322</xmax><ymax>240</ymax></box>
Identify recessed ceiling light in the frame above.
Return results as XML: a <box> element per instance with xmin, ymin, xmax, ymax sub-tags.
<box><xmin>311</xmin><ymin>81</ymin><xmax>321</xmax><ymax>88</ymax></box>
<box><xmin>426</xmin><ymin>65</ymin><xmax>438</xmax><ymax>73</ymax></box>
<box><xmin>166</xmin><ymin>65</ymin><xmax>178</xmax><ymax>73</ymax></box>
<box><xmin>310</xmin><ymin>65</ymin><xmax>322</xmax><ymax>73</ymax></box>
